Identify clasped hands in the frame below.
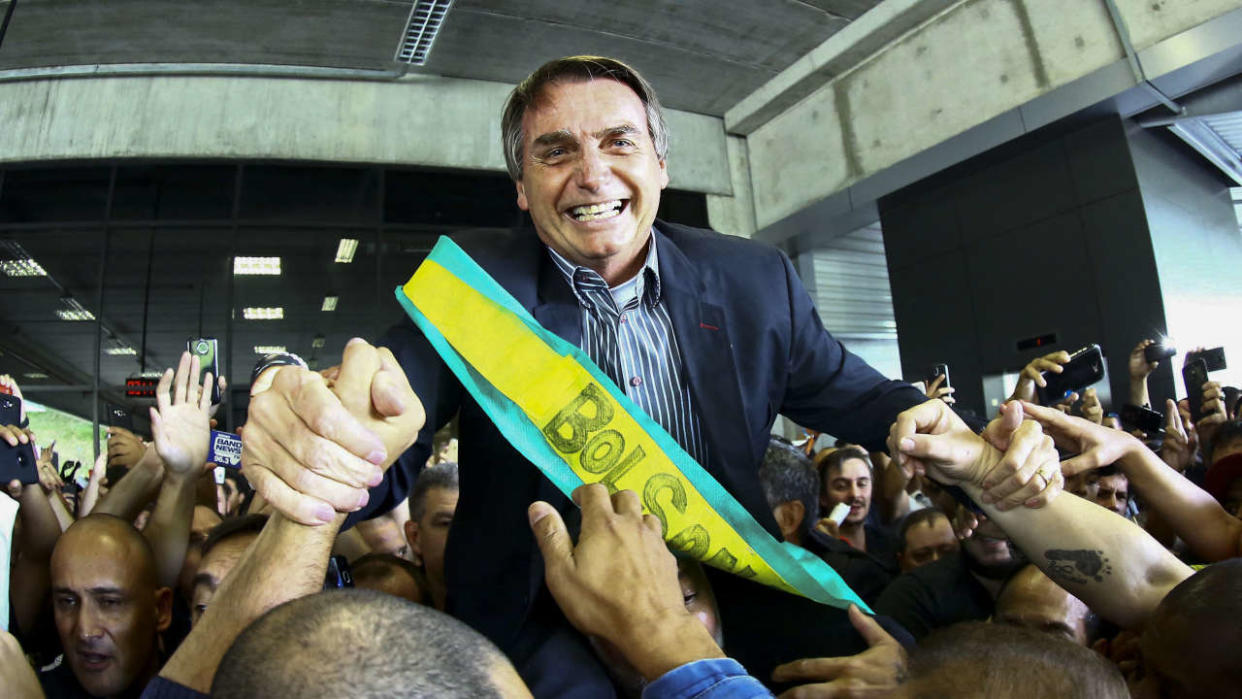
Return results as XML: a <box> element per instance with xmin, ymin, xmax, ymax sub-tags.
<box><xmin>242</xmin><ymin>339</ymin><xmax>424</xmax><ymax>525</ymax></box>
<box><xmin>888</xmin><ymin>398</ymin><xmax>1064</xmax><ymax>511</ymax></box>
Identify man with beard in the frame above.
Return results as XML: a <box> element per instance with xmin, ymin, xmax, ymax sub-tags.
<box><xmin>874</xmin><ymin>509</ymin><xmax>1025</xmax><ymax>639</ymax></box>
<box><xmin>818</xmin><ymin>447</ymin><xmax>900</xmax><ymax>573</ymax></box>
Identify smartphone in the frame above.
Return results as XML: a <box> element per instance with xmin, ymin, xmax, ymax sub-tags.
<box><xmin>106</xmin><ymin>403</ymin><xmax>134</xmax><ymax>431</ymax></box>
<box><xmin>1120</xmin><ymin>403</ymin><xmax>1164</xmax><ymax>434</ymax></box>
<box><xmin>1037</xmin><ymin>344</ymin><xmax>1105</xmax><ymax>405</ymax></box>
<box><xmin>0</xmin><ymin>394</ymin><xmax>38</xmax><ymax>485</ymax></box>
<box><xmin>1144</xmin><ymin>343</ymin><xmax>1177</xmax><ymax>364</ymax></box>
<box><xmin>187</xmin><ymin>337</ymin><xmax>221</xmax><ymax>404</ymax></box>
<box><xmin>1186</xmin><ymin>347</ymin><xmax>1227</xmax><ymax>373</ymax></box>
<box><xmin>827</xmin><ymin>501</ymin><xmax>850</xmax><ymax>526</ymax></box>
<box><xmin>928</xmin><ymin>364</ymin><xmax>951</xmax><ymax>393</ymax></box>
<box><xmin>324</xmin><ymin>555</ymin><xmax>354</xmax><ymax>590</ymax></box>
<box><xmin>1184</xmin><ymin>358</ymin><xmax>1209</xmax><ymax>423</ymax></box>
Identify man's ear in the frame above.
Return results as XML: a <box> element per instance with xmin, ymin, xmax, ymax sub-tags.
<box><xmin>657</xmin><ymin>159</ymin><xmax>669</xmax><ymax>190</ymax></box>
<box><xmin>154</xmin><ymin>587</ymin><xmax>173</xmax><ymax>632</ymax></box>
<box><xmin>515</xmin><ymin>180</ymin><xmax>529</xmax><ymax>211</ymax></box>
<box><xmin>404</xmin><ymin>519</ymin><xmax>422</xmax><ymax>564</ymax></box>
<box><xmin>771</xmin><ymin>502</ymin><xmax>805</xmax><ymax>543</ymax></box>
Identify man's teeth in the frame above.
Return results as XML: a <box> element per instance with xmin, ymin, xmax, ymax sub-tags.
<box><xmin>570</xmin><ymin>200</ymin><xmax>622</xmax><ymax>221</ymax></box>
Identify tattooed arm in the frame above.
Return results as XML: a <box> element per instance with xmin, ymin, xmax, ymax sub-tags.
<box><xmin>890</xmin><ymin>400</ymin><xmax>1193</xmax><ymax>630</ymax></box>
<box><xmin>957</xmin><ymin>479</ymin><xmax>1190</xmax><ymax>629</ymax></box>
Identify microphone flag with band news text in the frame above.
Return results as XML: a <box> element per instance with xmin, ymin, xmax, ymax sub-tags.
<box><xmin>396</xmin><ymin>236</ymin><xmax>869</xmax><ymax>612</ymax></box>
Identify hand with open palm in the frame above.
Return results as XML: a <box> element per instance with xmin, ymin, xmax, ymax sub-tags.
<box><xmin>150</xmin><ymin>351</ymin><xmax>213</xmax><ymax>479</ymax></box>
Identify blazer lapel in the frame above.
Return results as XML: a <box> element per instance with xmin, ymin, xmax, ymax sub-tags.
<box><xmin>653</xmin><ymin>228</ymin><xmax>753</xmax><ymax>482</ymax></box>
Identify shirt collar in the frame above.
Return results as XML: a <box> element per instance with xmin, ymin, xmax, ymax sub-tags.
<box><xmin>545</xmin><ymin>230</ymin><xmax>663</xmax><ymax>309</ymax></box>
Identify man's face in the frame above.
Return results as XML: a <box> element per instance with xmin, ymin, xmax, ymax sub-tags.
<box><xmin>1093</xmin><ymin>473</ymin><xmax>1129</xmax><ymax>517</ymax></box>
<box><xmin>191</xmin><ymin>533</ymin><xmax>258</xmax><ymax>627</ymax></box>
<box><xmin>961</xmin><ymin>516</ymin><xmax>1016</xmax><ymax>574</ymax></box>
<box><xmin>677</xmin><ymin>559</ymin><xmax>723</xmax><ymax>647</ymax></box>
<box><xmin>899</xmin><ymin>515</ymin><xmax>960</xmax><ymax>572</ymax></box>
<box><xmin>51</xmin><ymin>533</ymin><xmax>169</xmax><ymax>697</ymax></box>
<box><xmin>823</xmin><ymin>458</ymin><xmax>872</xmax><ymax>525</ymax></box>
<box><xmin>405</xmin><ymin>486</ymin><xmax>459</xmax><ymax>608</ymax></box>
<box><xmin>515</xmin><ymin>78</ymin><xmax>668</xmax><ymax>283</ymax></box>
<box><xmin>994</xmin><ymin>568</ymin><xmax>1092</xmax><ymax>646</ymax></box>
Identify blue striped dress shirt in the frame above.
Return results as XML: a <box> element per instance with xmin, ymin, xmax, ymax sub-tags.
<box><xmin>547</xmin><ymin>235</ymin><xmax>710</xmax><ymax>466</ymax></box>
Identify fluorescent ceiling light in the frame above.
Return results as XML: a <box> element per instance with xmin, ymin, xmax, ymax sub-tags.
<box><xmin>57</xmin><ymin>297</ymin><xmax>95</xmax><ymax>321</ymax></box>
<box><xmin>106</xmin><ymin>346</ymin><xmax>137</xmax><ymax>356</ymax></box>
<box><xmin>234</xmin><ymin>256</ymin><xmax>282</xmax><ymax>276</ymax></box>
<box><xmin>254</xmin><ymin>345</ymin><xmax>287</xmax><ymax>355</ymax></box>
<box><xmin>1</xmin><ymin>259</ymin><xmax>47</xmax><ymax>277</ymax></box>
<box><xmin>311</xmin><ymin>336</ymin><xmax>326</xmax><ymax>349</ymax></box>
<box><xmin>242</xmin><ymin>306</ymin><xmax>284</xmax><ymax>320</ymax></box>
<box><xmin>24</xmin><ymin>372</ymin><xmax>48</xmax><ymax>379</ymax></box>
<box><xmin>321</xmin><ymin>296</ymin><xmax>339</xmax><ymax>312</ymax></box>
<box><xmin>335</xmin><ymin>238</ymin><xmax>359</xmax><ymax>263</ymax></box>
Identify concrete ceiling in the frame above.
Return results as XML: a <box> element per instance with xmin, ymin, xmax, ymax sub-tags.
<box><xmin>0</xmin><ymin>0</ymin><xmax>883</xmax><ymax>115</ymax></box>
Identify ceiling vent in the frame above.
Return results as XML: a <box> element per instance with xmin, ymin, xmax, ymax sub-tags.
<box><xmin>395</xmin><ymin>0</ymin><xmax>454</xmax><ymax>66</ymax></box>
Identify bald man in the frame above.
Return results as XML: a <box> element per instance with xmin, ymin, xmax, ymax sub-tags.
<box><xmin>994</xmin><ymin>564</ymin><xmax>1098</xmax><ymax>647</ymax></box>
<box><xmin>43</xmin><ymin>513</ymin><xmax>172</xmax><ymax>698</ymax></box>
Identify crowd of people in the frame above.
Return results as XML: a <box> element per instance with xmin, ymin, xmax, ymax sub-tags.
<box><xmin>4</xmin><ymin>333</ymin><xmax>1240</xmax><ymax>699</ymax></box>
<box><xmin>3</xmin><ymin>54</ymin><xmax>1242</xmax><ymax>698</ymax></box>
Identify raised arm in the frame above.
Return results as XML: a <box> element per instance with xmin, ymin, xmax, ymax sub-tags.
<box><xmin>8</xmin><ymin>483</ymin><xmax>61</xmax><ymax>635</ymax></box>
<box><xmin>77</xmin><ymin>451</ymin><xmax>107</xmax><ymax>517</ymax></box>
<box><xmin>160</xmin><ymin>340</ymin><xmax>423</xmax><ymax>692</ymax></box>
<box><xmin>891</xmin><ymin>400</ymin><xmax>1193</xmax><ymax>629</ymax></box>
<box><xmin>1023</xmin><ymin>400</ymin><xmax>1242</xmax><ymax>562</ymax></box>
<box><xmin>143</xmin><ymin>352</ymin><xmax>214</xmax><ymax>588</ymax></box>
<box><xmin>93</xmin><ymin>430</ymin><xmax>165</xmax><ymax>522</ymax></box>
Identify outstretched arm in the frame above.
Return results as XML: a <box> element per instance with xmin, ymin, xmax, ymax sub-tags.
<box><xmin>1022</xmin><ymin>400</ymin><xmax>1242</xmax><ymax>562</ymax></box>
<box><xmin>143</xmin><ymin>352</ymin><xmax>215</xmax><ymax>588</ymax></box>
<box><xmin>891</xmin><ymin>400</ymin><xmax>1192</xmax><ymax>629</ymax></box>
<box><xmin>160</xmin><ymin>340</ymin><xmax>423</xmax><ymax>692</ymax></box>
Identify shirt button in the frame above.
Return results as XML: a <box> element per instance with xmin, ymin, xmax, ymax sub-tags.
<box><xmin>630</xmin><ymin>376</ymin><xmax>642</xmax><ymax>387</ymax></box>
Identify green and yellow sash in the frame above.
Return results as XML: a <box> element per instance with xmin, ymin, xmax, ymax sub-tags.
<box><xmin>396</xmin><ymin>236</ymin><xmax>868</xmax><ymax>612</ymax></box>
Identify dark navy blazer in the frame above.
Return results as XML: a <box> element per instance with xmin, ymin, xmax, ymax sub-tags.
<box><xmin>359</xmin><ymin>220</ymin><xmax>925</xmax><ymax>686</ymax></box>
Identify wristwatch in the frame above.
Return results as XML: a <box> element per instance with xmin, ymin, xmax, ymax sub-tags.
<box><xmin>249</xmin><ymin>352</ymin><xmax>308</xmax><ymax>396</ymax></box>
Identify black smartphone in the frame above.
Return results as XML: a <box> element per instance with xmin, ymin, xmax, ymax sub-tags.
<box><xmin>1120</xmin><ymin>403</ymin><xmax>1164</xmax><ymax>434</ymax></box>
<box><xmin>928</xmin><ymin>363</ymin><xmax>951</xmax><ymax>393</ymax></box>
<box><xmin>187</xmin><ymin>337</ymin><xmax>221</xmax><ymax>404</ymax></box>
<box><xmin>1184</xmin><ymin>358</ymin><xmax>1209</xmax><ymax>423</ymax></box>
<box><xmin>106</xmin><ymin>403</ymin><xmax>134</xmax><ymax>431</ymax></box>
<box><xmin>1037</xmin><ymin>344</ymin><xmax>1105</xmax><ymax>404</ymax></box>
<box><xmin>1186</xmin><ymin>347</ymin><xmax>1227</xmax><ymax>373</ymax></box>
<box><xmin>1144</xmin><ymin>342</ymin><xmax>1177</xmax><ymax>364</ymax></box>
<box><xmin>324</xmin><ymin>555</ymin><xmax>354</xmax><ymax>590</ymax></box>
<box><xmin>0</xmin><ymin>394</ymin><xmax>38</xmax><ymax>485</ymax></box>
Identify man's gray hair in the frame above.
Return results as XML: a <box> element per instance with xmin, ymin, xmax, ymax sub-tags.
<box><xmin>759</xmin><ymin>439</ymin><xmax>820</xmax><ymax>541</ymax></box>
<box><xmin>409</xmin><ymin>461</ymin><xmax>459</xmax><ymax>522</ymax></box>
<box><xmin>500</xmin><ymin>55</ymin><xmax>670</xmax><ymax>182</ymax></box>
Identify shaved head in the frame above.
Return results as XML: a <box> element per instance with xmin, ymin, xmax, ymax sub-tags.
<box><xmin>51</xmin><ymin>514</ymin><xmax>171</xmax><ymax>698</ymax></box>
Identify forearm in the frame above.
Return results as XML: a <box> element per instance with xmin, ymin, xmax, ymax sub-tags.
<box><xmin>1119</xmin><ymin>445</ymin><xmax>1242</xmax><ymax>561</ymax></box>
<box><xmin>46</xmin><ymin>492</ymin><xmax>75</xmax><ymax>531</ymax></box>
<box><xmin>159</xmin><ymin>512</ymin><xmax>345</xmax><ymax>692</ymax></box>
<box><xmin>142</xmin><ymin>473</ymin><xmax>199</xmax><ymax>588</ymax></box>
<box><xmin>959</xmin><ymin>480</ymin><xmax>1191</xmax><ymax>628</ymax></box>
<box><xmin>78</xmin><ymin>468</ymin><xmax>104</xmax><ymax>517</ymax></box>
<box><xmin>12</xmin><ymin>487</ymin><xmax>60</xmax><ymax>634</ymax></box>
<box><xmin>94</xmin><ymin>455</ymin><xmax>163</xmax><ymax>520</ymax></box>
<box><xmin>1129</xmin><ymin>378</ymin><xmax>1151</xmax><ymax>408</ymax></box>
<box><xmin>17</xmin><ymin>486</ymin><xmax>60</xmax><ymax>560</ymax></box>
